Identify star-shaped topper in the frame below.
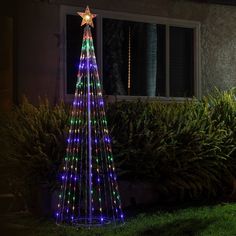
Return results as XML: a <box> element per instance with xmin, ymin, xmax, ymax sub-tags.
<box><xmin>77</xmin><ymin>6</ymin><xmax>96</xmax><ymax>28</ymax></box>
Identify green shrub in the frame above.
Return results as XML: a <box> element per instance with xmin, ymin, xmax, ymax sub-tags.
<box><xmin>0</xmin><ymin>89</ymin><xmax>235</xmax><ymax>207</ymax></box>
<box><xmin>107</xmin><ymin>89</ymin><xmax>236</xmax><ymax>201</ymax></box>
<box><xmin>0</xmin><ymin>98</ymin><xmax>69</xmax><ymax>208</ymax></box>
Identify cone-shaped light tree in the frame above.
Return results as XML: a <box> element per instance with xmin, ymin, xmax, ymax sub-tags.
<box><xmin>56</xmin><ymin>6</ymin><xmax>124</xmax><ymax>226</ymax></box>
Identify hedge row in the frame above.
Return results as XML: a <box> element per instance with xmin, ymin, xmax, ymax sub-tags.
<box><xmin>0</xmin><ymin>89</ymin><xmax>235</xmax><ymax>205</ymax></box>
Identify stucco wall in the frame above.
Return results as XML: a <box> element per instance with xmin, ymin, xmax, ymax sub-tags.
<box><xmin>201</xmin><ymin>5</ymin><xmax>236</xmax><ymax>93</ymax></box>
<box><xmin>16</xmin><ymin>0</ymin><xmax>59</xmax><ymax>104</ymax></box>
<box><xmin>15</xmin><ymin>0</ymin><xmax>236</xmax><ymax>103</ymax></box>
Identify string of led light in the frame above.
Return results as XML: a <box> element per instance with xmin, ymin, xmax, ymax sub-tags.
<box><xmin>56</xmin><ymin>6</ymin><xmax>124</xmax><ymax>226</ymax></box>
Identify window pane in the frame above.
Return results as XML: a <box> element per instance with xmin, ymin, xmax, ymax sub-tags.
<box><xmin>66</xmin><ymin>15</ymin><xmax>96</xmax><ymax>94</ymax></box>
<box><xmin>156</xmin><ymin>25</ymin><xmax>166</xmax><ymax>96</ymax></box>
<box><xmin>102</xmin><ymin>18</ymin><xmax>166</xmax><ymax>96</ymax></box>
<box><xmin>169</xmin><ymin>26</ymin><xmax>194</xmax><ymax>97</ymax></box>
<box><xmin>103</xmin><ymin>18</ymin><xmax>128</xmax><ymax>95</ymax></box>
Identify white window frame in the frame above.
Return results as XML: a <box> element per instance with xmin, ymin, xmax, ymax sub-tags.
<box><xmin>59</xmin><ymin>5</ymin><xmax>201</xmax><ymax>103</ymax></box>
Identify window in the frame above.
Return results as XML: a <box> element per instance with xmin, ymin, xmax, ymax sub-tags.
<box><xmin>169</xmin><ymin>26</ymin><xmax>194</xmax><ymax>97</ymax></box>
<box><xmin>102</xmin><ymin>19</ymin><xmax>166</xmax><ymax>97</ymax></box>
<box><xmin>60</xmin><ymin>6</ymin><xmax>201</xmax><ymax>101</ymax></box>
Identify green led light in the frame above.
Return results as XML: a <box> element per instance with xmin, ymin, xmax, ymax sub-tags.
<box><xmin>57</xmin><ymin>21</ymin><xmax>124</xmax><ymax>224</ymax></box>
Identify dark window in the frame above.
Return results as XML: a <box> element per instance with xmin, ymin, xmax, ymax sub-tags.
<box><xmin>170</xmin><ymin>27</ymin><xmax>194</xmax><ymax>97</ymax></box>
<box><xmin>102</xmin><ymin>18</ymin><xmax>166</xmax><ymax>96</ymax></box>
<box><xmin>66</xmin><ymin>15</ymin><xmax>96</xmax><ymax>94</ymax></box>
<box><xmin>66</xmin><ymin>15</ymin><xmax>194</xmax><ymax>98</ymax></box>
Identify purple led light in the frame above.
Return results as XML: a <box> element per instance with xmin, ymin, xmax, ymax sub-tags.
<box><xmin>56</xmin><ymin>25</ymin><xmax>124</xmax><ymax>226</ymax></box>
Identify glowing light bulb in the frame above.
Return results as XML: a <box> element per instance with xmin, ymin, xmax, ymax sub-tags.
<box><xmin>85</xmin><ymin>15</ymin><xmax>90</xmax><ymax>20</ymax></box>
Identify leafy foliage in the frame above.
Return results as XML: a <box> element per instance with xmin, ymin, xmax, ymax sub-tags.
<box><xmin>107</xmin><ymin>88</ymin><xmax>236</xmax><ymax>201</ymax></box>
<box><xmin>0</xmin><ymin>97</ymin><xmax>68</xmax><ymax>204</ymax></box>
<box><xmin>0</xmin><ymin>89</ymin><xmax>235</xmax><ymax>207</ymax></box>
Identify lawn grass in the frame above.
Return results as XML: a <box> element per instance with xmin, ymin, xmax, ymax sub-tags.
<box><xmin>1</xmin><ymin>203</ymin><xmax>236</xmax><ymax>236</ymax></box>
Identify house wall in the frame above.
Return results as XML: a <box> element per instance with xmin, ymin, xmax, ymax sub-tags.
<box><xmin>0</xmin><ymin>1</ymin><xmax>15</xmax><ymax>110</ymax></box>
<box><xmin>15</xmin><ymin>0</ymin><xmax>236</xmax><ymax>104</ymax></box>
<box><xmin>0</xmin><ymin>17</ymin><xmax>13</xmax><ymax>111</ymax></box>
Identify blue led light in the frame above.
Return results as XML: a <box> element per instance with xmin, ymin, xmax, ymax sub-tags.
<box><xmin>56</xmin><ymin>19</ymin><xmax>124</xmax><ymax>227</ymax></box>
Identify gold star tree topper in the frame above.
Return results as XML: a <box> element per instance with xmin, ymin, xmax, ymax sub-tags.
<box><xmin>78</xmin><ymin>6</ymin><xmax>96</xmax><ymax>28</ymax></box>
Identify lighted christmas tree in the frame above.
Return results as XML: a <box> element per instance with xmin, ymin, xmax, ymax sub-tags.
<box><xmin>56</xmin><ymin>6</ymin><xmax>124</xmax><ymax>226</ymax></box>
